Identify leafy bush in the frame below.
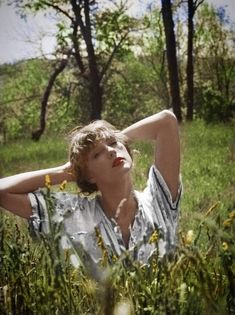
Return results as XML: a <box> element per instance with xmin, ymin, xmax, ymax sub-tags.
<box><xmin>195</xmin><ymin>83</ymin><xmax>234</xmax><ymax>123</ymax></box>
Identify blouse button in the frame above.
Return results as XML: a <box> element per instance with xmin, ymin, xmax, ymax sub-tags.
<box><xmin>114</xmin><ymin>226</ymin><xmax>119</xmax><ymax>233</ymax></box>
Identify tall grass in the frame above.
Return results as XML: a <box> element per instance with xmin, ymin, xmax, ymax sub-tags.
<box><xmin>180</xmin><ymin>121</ymin><xmax>235</xmax><ymax>230</ymax></box>
<box><xmin>0</xmin><ymin>121</ymin><xmax>234</xmax><ymax>314</ymax></box>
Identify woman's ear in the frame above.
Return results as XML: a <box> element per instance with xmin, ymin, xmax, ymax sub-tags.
<box><xmin>86</xmin><ymin>169</ymin><xmax>96</xmax><ymax>184</ymax></box>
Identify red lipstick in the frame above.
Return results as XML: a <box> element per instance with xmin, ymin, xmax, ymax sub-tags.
<box><xmin>112</xmin><ymin>157</ymin><xmax>124</xmax><ymax>167</ymax></box>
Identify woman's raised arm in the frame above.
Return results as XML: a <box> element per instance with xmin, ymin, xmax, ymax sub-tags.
<box><xmin>0</xmin><ymin>162</ymin><xmax>73</xmax><ymax>219</ymax></box>
<box><xmin>122</xmin><ymin>110</ymin><xmax>180</xmax><ymax>201</ymax></box>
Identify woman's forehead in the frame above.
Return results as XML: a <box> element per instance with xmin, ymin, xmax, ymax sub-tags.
<box><xmin>89</xmin><ymin>130</ymin><xmax>116</xmax><ymax>143</ymax></box>
<box><xmin>81</xmin><ymin>133</ymin><xmax>114</xmax><ymax>153</ymax></box>
<box><xmin>90</xmin><ymin>136</ymin><xmax>116</xmax><ymax>149</ymax></box>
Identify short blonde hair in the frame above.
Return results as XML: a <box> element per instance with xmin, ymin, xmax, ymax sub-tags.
<box><xmin>69</xmin><ymin>120</ymin><xmax>132</xmax><ymax>194</ymax></box>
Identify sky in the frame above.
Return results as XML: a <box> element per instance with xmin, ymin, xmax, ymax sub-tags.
<box><xmin>0</xmin><ymin>0</ymin><xmax>235</xmax><ymax>64</ymax></box>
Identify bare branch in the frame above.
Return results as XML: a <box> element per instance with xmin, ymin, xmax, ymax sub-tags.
<box><xmin>177</xmin><ymin>0</ymin><xmax>187</xmax><ymax>6</ymax></box>
<box><xmin>32</xmin><ymin>52</ymin><xmax>71</xmax><ymax>140</ymax></box>
<box><xmin>99</xmin><ymin>32</ymin><xmax>129</xmax><ymax>83</ymax></box>
<box><xmin>70</xmin><ymin>0</ymin><xmax>86</xmax><ymax>39</ymax></box>
<box><xmin>71</xmin><ymin>21</ymin><xmax>86</xmax><ymax>76</ymax></box>
<box><xmin>41</xmin><ymin>0</ymin><xmax>74</xmax><ymax>21</ymax></box>
<box><xmin>194</xmin><ymin>0</ymin><xmax>205</xmax><ymax>11</ymax></box>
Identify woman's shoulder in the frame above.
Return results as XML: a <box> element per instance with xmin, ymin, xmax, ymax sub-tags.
<box><xmin>29</xmin><ymin>189</ymin><xmax>98</xmax><ymax>214</ymax></box>
<box><xmin>52</xmin><ymin>191</ymin><xmax>98</xmax><ymax>211</ymax></box>
<box><xmin>137</xmin><ymin>165</ymin><xmax>182</xmax><ymax>211</ymax></box>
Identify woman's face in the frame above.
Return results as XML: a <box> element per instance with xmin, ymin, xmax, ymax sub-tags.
<box><xmin>85</xmin><ymin>138</ymin><xmax>133</xmax><ymax>188</ymax></box>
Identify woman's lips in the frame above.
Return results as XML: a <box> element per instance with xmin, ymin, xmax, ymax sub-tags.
<box><xmin>112</xmin><ymin>157</ymin><xmax>125</xmax><ymax>167</ymax></box>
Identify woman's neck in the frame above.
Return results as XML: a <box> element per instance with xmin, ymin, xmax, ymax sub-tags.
<box><xmin>99</xmin><ymin>175</ymin><xmax>135</xmax><ymax>219</ymax></box>
<box><xmin>99</xmin><ymin>177</ymin><xmax>138</xmax><ymax>247</ymax></box>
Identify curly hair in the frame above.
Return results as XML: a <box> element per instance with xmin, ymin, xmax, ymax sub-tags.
<box><xmin>68</xmin><ymin>120</ymin><xmax>132</xmax><ymax>194</ymax></box>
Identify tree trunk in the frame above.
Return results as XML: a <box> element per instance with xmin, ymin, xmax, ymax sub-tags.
<box><xmin>71</xmin><ymin>0</ymin><xmax>103</xmax><ymax>121</ymax></box>
<box><xmin>186</xmin><ymin>0</ymin><xmax>194</xmax><ymax>121</ymax></box>
<box><xmin>89</xmin><ymin>81</ymin><xmax>103</xmax><ymax>120</ymax></box>
<box><xmin>32</xmin><ymin>58</ymin><xmax>69</xmax><ymax>141</ymax></box>
<box><xmin>84</xmin><ymin>0</ymin><xmax>103</xmax><ymax>120</ymax></box>
<box><xmin>161</xmin><ymin>0</ymin><xmax>182</xmax><ymax>121</ymax></box>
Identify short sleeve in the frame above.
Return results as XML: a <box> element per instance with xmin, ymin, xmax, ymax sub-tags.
<box><xmin>136</xmin><ymin>165</ymin><xmax>182</xmax><ymax>257</ymax></box>
<box><xmin>28</xmin><ymin>190</ymin><xmax>50</xmax><ymax>237</ymax></box>
<box><xmin>147</xmin><ymin>165</ymin><xmax>182</xmax><ymax>211</ymax></box>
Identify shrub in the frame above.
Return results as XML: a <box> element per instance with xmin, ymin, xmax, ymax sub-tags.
<box><xmin>195</xmin><ymin>83</ymin><xmax>234</xmax><ymax>123</ymax></box>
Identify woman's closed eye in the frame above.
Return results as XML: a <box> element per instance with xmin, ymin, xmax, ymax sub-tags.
<box><xmin>93</xmin><ymin>150</ymin><xmax>101</xmax><ymax>159</ymax></box>
<box><xmin>110</xmin><ymin>140</ymin><xmax>117</xmax><ymax>147</ymax></box>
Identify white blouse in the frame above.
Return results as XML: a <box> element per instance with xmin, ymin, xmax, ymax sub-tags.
<box><xmin>28</xmin><ymin>165</ymin><xmax>182</xmax><ymax>279</ymax></box>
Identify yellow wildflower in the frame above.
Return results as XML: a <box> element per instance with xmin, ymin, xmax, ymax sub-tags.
<box><xmin>185</xmin><ymin>230</ymin><xmax>194</xmax><ymax>245</ymax></box>
<box><xmin>101</xmin><ymin>249</ymin><xmax>109</xmax><ymax>267</ymax></box>
<box><xmin>223</xmin><ymin>218</ymin><xmax>232</xmax><ymax>227</ymax></box>
<box><xmin>95</xmin><ymin>227</ymin><xmax>106</xmax><ymax>250</ymax></box>
<box><xmin>45</xmin><ymin>174</ymin><xmax>51</xmax><ymax>189</ymax></box>
<box><xmin>229</xmin><ymin>210</ymin><xmax>235</xmax><ymax>219</ymax></box>
<box><xmin>60</xmin><ymin>180</ymin><xmax>67</xmax><ymax>191</ymax></box>
<box><xmin>95</xmin><ymin>227</ymin><xmax>109</xmax><ymax>267</ymax></box>
<box><xmin>222</xmin><ymin>242</ymin><xmax>228</xmax><ymax>251</ymax></box>
<box><xmin>112</xmin><ymin>255</ymin><xmax>118</xmax><ymax>263</ymax></box>
<box><xmin>149</xmin><ymin>230</ymin><xmax>159</xmax><ymax>244</ymax></box>
<box><xmin>152</xmin><ymin>259</ymin><xmax>158</xmax><ymax>273</ymax></box>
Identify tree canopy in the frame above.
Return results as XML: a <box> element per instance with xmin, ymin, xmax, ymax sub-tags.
<box><xmin>0</xmin><ymin>0</ymin><xmax>234</xmax><ymax>141</ymax></box>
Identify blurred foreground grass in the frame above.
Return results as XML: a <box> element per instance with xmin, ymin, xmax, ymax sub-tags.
<box><xmin>0</xmin><ymin>120</ymin><xmax>234</xmax><ymax>314</ymax></box>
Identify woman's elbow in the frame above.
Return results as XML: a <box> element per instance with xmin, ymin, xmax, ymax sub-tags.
<box><xmin>162</xmin><ymin>109</ymin><xmax>177</xmax><ymax>123</ymax></box>
<box><xmin>158</xmin><ymin>110</ymin><xmax>179</xmax><ymax>132</ymax></box>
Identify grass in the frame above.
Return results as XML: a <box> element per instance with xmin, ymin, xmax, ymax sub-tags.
<box><xmin>0</xmin><ymin>120</ymin><xmax>234</xmax><ymax>314</ymax></box>
<box><xmin>180</xmin><ymin>121</ymin><xmax>235</xmax><ymax>230</ymax></box>
<box><xmin>0</xmin><ymin>137</ymin><xmax>68</xmax><ymax>176</ymax></box>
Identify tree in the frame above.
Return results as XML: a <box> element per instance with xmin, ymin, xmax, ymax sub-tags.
<box><xmin>141</xmin><ymin>8</ymin><xmax>170</xmax><ymax>108</ymax></box>
<box><xmin>0</xmin><ymin>59</ymin><xmax>50</xmax><ymax>141</ymax></box>
<box><xmin>186</xmin><ymin>0</ymin><xmax>204</xmax><ymax>121</ymax></box>
<box><xmin>32</xmin><ymin>54</ymin><xmax>70</xmax><ymax>140</ymax></box>
<box><xmin>10</xmin><ymin>0</ymin><xmax>135</xmax><ymax>140</ymax></box>
<box><xmin>161</xmin><ymin>0</ymin><xmax>182</xmax><ymax>121</ymax></box>
<box><xmin>194</xmin><ymin>3</ymin><xmax>235</xmax><ymax>122</ymax></box>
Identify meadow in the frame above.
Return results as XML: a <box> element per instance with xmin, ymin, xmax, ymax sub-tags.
<box><xmin>0</xmin><ymin>120</ymin><xmax>234</xmax><ymax>314</ymax></box>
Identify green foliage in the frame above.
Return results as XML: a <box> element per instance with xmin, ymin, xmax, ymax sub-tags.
<box><xmin>0</xmin><ymin>60</ymin><xmax>50</xmax><ymax>141</ymax></box>
<box><xmin>195</xmin><ymin>83</ymin><xmax>234</xmax><ymax>123</ymax></box>
<box><xmin>1</xmin><ymin>1</ymin><xmax>235</xmax><ymax>142</ymax></box>
<box><xmin>139</xmin><ymin>8</ymin><xmax>170</xmax><ymax>107</ymax></box>
<box><xmin>103</xmin><ymin>54</ymin><xmax>164</xmax><ymax>128</ymax></box>
<box><xmin>194</xmin><ymin>3</ymin><xmax>235</xmax><ymax>121</ymax></box>
<box><xmin>0</xmin><ymin>60</ymin><xmax>83</xmax><ymax>141</ymax></box>
<box><xmin>9</xmin><ymin>0</ymin><xmax>140</xmax><ymax>124</ymax></box>
<box><xmin>96</xmin><ymin>8</ymin><xmax>135</xmax><ymax>59</ymax></box>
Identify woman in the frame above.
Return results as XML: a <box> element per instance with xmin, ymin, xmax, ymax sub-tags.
<box><xmin>0</xmin><ymin>110</ymin><xmax>181</xmax><ymax>275</ymax></box>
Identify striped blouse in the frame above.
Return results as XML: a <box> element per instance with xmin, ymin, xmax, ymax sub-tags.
<box><xmin>28</xmin><ymin>165</ymin><xmax>182</xmax><ymax>279</ymax></box>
